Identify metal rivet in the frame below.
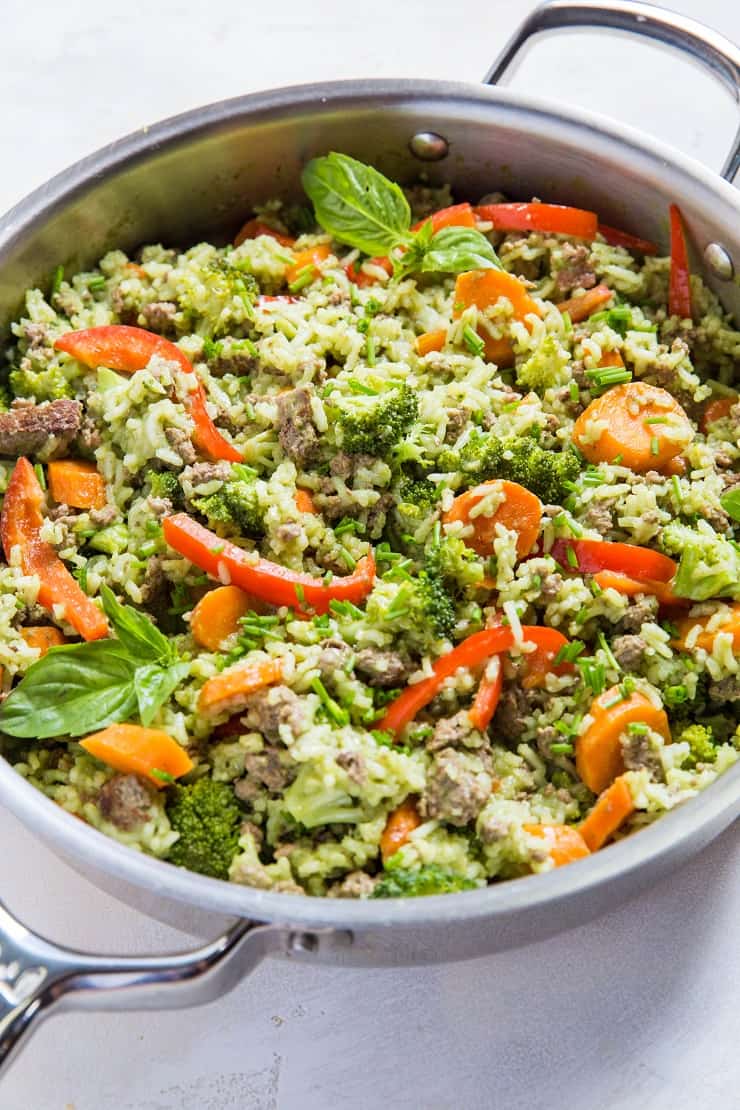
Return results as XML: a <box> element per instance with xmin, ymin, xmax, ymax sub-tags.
<box><xmin>409</xmin><ymin>132</ymin><xmax>449</xmax><ymax>162</ymax></box>
<box><xmin>289</xmin><ymin>932</ymin><xmax>319</xmax><ymax>955</ymax></box>
<box><xmin>703</xmin><ymin>242</ymin><xmax>734</xmax><ymax>281</ymax></box>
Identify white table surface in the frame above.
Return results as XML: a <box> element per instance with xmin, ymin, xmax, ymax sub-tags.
<box><xmin>1</xmin><ymin>1</ymin><xmax>738</xmax><ymax>1106</ymax></box>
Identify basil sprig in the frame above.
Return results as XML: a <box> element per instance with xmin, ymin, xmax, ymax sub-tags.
<box><xmin>301</xmin><ymin>152</ymin><xmax>500</xmax><ymax>278</ymax></box>
<box><xmin>0</xmin><ymin>586</ymin><xmax>189</xmax><ymax>739</ymax></box>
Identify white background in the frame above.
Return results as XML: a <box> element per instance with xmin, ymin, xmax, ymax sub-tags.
<box><xmin>1</xmin><ymin>1</ymin><xmax>739</xmax><ymax>1106</ymax></box>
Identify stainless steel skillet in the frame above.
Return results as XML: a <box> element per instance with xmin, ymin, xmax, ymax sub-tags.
<box><xmin>0</xmin><ymin>0</ymin><xmax>738</xmax><ymax>1072</ymax></box>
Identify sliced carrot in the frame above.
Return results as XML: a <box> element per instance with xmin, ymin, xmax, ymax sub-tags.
<box><xmin>80</xmin><ymin>723</ymin><xmax>193</xmax><ymax>787</ymax></box>
<box><xmin>592</xmin><ymin>569</ymin><xmax>687</xmax><ymax>608</ymax></box>
<box><xmin>234</xmin><ymin>218</ymin><xmax>295</xmax><ymax>248</ymax></box>
<box><xmin>579</xmin><ymin>775</ymin><xmax>635</xmax><ymax>851</ymax></box>
<box><xmin>285</xmin><ymin>244</ymin><xmax>332</xmax><ymax>287</ymax></box>
<box><xmin>415</xmin><ymin>329</ymin><xmax>447</xmax><ymax>356</ymax></box>
<box><xmin>197</xmin><ymin>656</ymin><xmax>283</xmax><ymax>715</ymax></box>
<box><xmin>597</xmin><ymin>224</ymin><xmax>658</xmax><ymax>255</ymax></box>
<box><xmin>190</xmin><ymin>585</ymin><xmax>252</xmax><ymax>651</ymax></box>
<box><xmin>124</xmin><ymin>262</ymin><xmax>148</xmax><ymax>278</ymax></box>
<box><xmin>294</xmin><ymin>488</ymin><xmax>318</xmax><ymax>515</ymax></box>
<box><xmin>380</xmin><ymin>798</ymin><xmax>421</xmax><ymax>862</ymax></box>
<box><xmin>442</xmin><ymin>480</ymin><xmax>542</xmax><ymax>559</ymax></box>
<box><xmin>468</xmin><ymin>656</ymin><xmax>503</xmax><ymax>731</ymax></box>
<box><xmin>701</xmin><ymin>395</ymin><xmax>737</xmax><ymax>433</ymax></box>
<box><xmin>558</xmin><ymin>283</ymin><xmax>613</xmax><ymax>323</ymax></box>
<box><xmin>20</xmin><ymin>626</ymin><xmax>67</xmax><ymax>656</ymax></box>
<box><xmin>453</xmin><ymin>269</ymin><xmax>541</xmax><ymax>364</ymax></box>
<box><xmin>576</xmin><ymin>686</ymin><xmax>670</xmax><ymax>794</ymax></box>
<box><xmin>524</xmin><ymin>824</ymin><xmax>591</xmax><ymax>867</ymax></box>
<box><xmin>598</xmin><ymin>349</ymin><xmax>624</xmax><ymax>368</ymax></box>
<box><xmin>672</xmin><ymin>603</ymin><xmax>740</xmax><ymax>653</ymax></box>
<box><xmin>572</xmin><ymin>381</ymin><xmax>693</xmax><ymax>472</ymax></box>
<box><xmin>48</xmin><ymin>459</ymin><xmax>107</xmax><ymax>510</ymax></box>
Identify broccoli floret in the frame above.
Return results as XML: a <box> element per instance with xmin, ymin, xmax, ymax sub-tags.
<box><xmin>372</xmin><ymin>863</ymin><xmax>478</xmax><ymax>898</ymax></box>
<box><xmin>416</xmin><ymin>566</ymin><xmax>456</xmax><ymax>639</ymax></box>
<box><xmin>443</xmin><ymin>430</ymin><xmax>581</xmax><ymax>505</ymax></box>
<box><xmin>678</xmin><ymin>724</ymin><xmax>717</xmax><ymax>767</ymax></box>
<box><xmin>146</xmin><ymin>469</ymin><xmax>184</xmax><ymax>507</ymax></box>
<box><xmin>9</xmin><ymin>363</ymin><xmax>72</xmax><ymax>401</ymax></box>
<box><xmin>282</xmin><ymin>763</ymin><xmax>364</xmax><ymax>828</ymax></box>
<box><xmin>661</xmin><ymin>521</ymin><xmax>740</xmax><ymax>601</ymax></box>
<box><xmin>167</xmin><ymin>778</ymin><xmax>243</xmax><ymax>879</ymax></box>
<box><xmin>337</xmin><ymin>383</ymin><xmax>418</xmax><ymax>456</ymax></box>
<box><xmin>398</xmin><ymin>477</ymin><xmax>441</xmax><ymax>513</ymax></box>
<box><xmin>515</xmin><ymin>335</ymin><xmax>570</xmax><ymax>393</ymax></box>
<box><xmin>194</xmin><ymin>471</ymin><xmax>264</xmax><ymax>539</ymax></box>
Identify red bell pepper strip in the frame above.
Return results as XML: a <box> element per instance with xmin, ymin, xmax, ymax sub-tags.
<box><xmin>378</xmin><ymin>624</ymin><xmax>575</xmax><ymax>737</ymax></box>
<box><xmin>598</xmin><ymin>223</ymin><xmax>658</xmax><ymax>255</ymax></box>
<box><xmin>550</xmin><ymin>538</ymin><xmax>677</xmax><ymax>584</ymax></box>
<box><xmin>234</xmin><ymin>218</ymin><xmax>295</xmax><ymax>248</ymax></box>
<box><xmin>468</xmin><ymin>655</ymin><xmax>503</xmax><ymax>731</ymax></box>
<box><xmin>519</xmin><ymin>626</ymin><xmax>575</xmax><ymax>688</ymax></box>
<box><xmin>344</xmin><ymin>256</ymin><xmax>393</xmax><ymax>287</ymax></box>
<box><xmin>162</xmin><ymin>512</ymin><xmax>375</xmax><ymax>614</ymax></box>
<box><xmin>668</xmin><ymin>204</ymin><xmax>693</xmax><ymax>319</ymax></box>
<box><xmin>412</xmin><ymin>202</ymin><xmax>476</xmax><ymax>233</ymax></box>
<box><xmin>1</xmin><ymin>458</ymin><xmax>109</xmax><ymax>641</ymax></box>
<box><xmin>54</xmin><ymin>326</ymin><xmax>242</xmax><ymax>463</ymax></box>
<box><xmin>474</xmin><ymin>203</ymin><xmax>597</xmax><ymax>240</ymax></box>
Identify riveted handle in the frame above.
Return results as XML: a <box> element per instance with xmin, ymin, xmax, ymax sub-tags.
<box><xmin>0</xmin><ymin>896</ymin><xmax>347</xmax><ymax>1073</ymax></box>
<box><xmin>484</xmin><ymin>0</ymin><xmax>740</xmax><ymax>185</ymax></box>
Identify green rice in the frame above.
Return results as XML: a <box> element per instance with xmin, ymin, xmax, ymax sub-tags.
<box><xmin>0</xmin><ymin>166</ymin><xmax>738</xmax><ymax>898</ymax></box>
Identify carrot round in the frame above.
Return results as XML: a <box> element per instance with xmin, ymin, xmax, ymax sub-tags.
<box><xmin>672</xmin><ymin>603</ymin><xmax>740</xmax><ymax>653</ymax></box>
<box><xmin>474</xmin><ymin>202</ymin><xmax>598</xmax><ymax>239</ymax></box>
<box><xmin>285</xmin><ymin>244</ymin><xmax>331</xmax><ymax>287</ymax></box>
<box><xmin>48</xmin><ymin>459</ymin><xmax>107</xmax><ymax>510</ymax></box>
<box><xmin>442</xmin><ymin>480</ymin><xmax>542</xmax><ymax>559</ymax></box>
<box><xmin>20</xmin><ymin>626</ymin><xmax>67</xmax><ymax>657</ymax></box>
<box><xmin>198</xmin><ymin>656</ymin><xmax>283</xmax><ymax>715</ymax></box>
<box><xmin>572</xmin><ymin>381</ymin><xmax>693</xmax><ymax>472</ymax></box>
<box><xmin>701</xmin><ymin>395</ymin><xmax>737</xmax><ymax>433</ymax></box>
<box><xmin>380</xmin><ymin>798</ymin><xmax>421</xmax><ymax>862</ymax></box>
<box><xmin>1</xmin><ymin>458</ymin><xmax>108</xmax><ymax>641</ymax></box>
<box><xmin>468</xmin><ymin>656</ymin><xmax>503</xmax><ymax>732</ymax></box>
<box><xmin>415</xmin><ymin>329</ymin><xmax>447</xmax><ymax>357</ymax></box>
<box><xmin>579</xmin><ymin>775</ymin><xmax>635</xmax><ymax>851</ymax></box>
<box><xmin>598</xmin><ymin>349</ymin><xmax>624</xmax><ymax>369</ymax></box>
<box><xmin>234</xmin><ymin>218</ymin><xmax>295</xmax><ymax>248</ymax></box>
<box><xmin>80</xmin><ymin>723</ymin><xmax>193</xmax><ymax>787</ymax></box>
<box><xmin>524</xmin><ymin>823</ymin><xmax>591</xmax><ymax>867</ymax></box>
<box><xmin>453</xmin><ymin>269</ymin><xmax>541</xmax><ymax>363</ymax></box>
<box><xmin>190</xmin><ymin>585</ymin><xmax>252</xmax><ymax>651</ymax></box>
<box><xmin>558</xmin><ymin>283</ymin><xmax>613</xmax><ymax>323</ymax></box>
<box><xmin>576</xmin><ymin>686</ymin><xmax>670</xmax><ymax>794</ymax></box>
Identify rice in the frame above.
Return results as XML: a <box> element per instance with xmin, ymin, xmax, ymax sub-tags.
<box><xmin>0</xmin><ymin>171</ymin><xmax>737</xmax><ymax>900</ymax></box>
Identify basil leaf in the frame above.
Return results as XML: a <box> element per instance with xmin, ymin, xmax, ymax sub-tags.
<box><xmin>419</xmin><ymin>226</ymin><xmax>501</xmax><ymax>275</ymax></box>
<box><xmin>720</xmin><ymin>489</ymin><xmax>740</xmax><ymax>523</ymax></box>
<box><xmin>0</xmin><ymin>643</ymin><xmax>137</xmax><ymax>739</ymax></box>
<box><xmin>101</xmin><ymin>585</ymin><xmax>174</xmax><ymax>663</ymax></box>
<box><xmin>301</xmin><ymin>152</ymin><xmax>412</xmax><ymax>256</ymax></box>
<box><xmin>134</xmin><ymin>662</ymin><xmax>190</xmax><ymax>727</ymax></box>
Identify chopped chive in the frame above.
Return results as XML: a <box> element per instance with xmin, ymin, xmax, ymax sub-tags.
<box><xmin>87</xmin><ymin>275</ymin><xmax>106</xmax><ymax>292</ymax></box>
<box><xmin>150</xmin><ymin>768</ymin><xmax>176</xmax><ymax>784</ymax></box>
<box><xmin>334</xmin><ymin>517</ymin><xmax>359</xmax><ymax>536</ymax></box>
<box><xmin>288</xmin><ymin>267</ymin><xmax>316</xmax><ymax>293</ymax></box>
<box><xmin>644</xmin><ymin>416</ymin><xmax>669</xmax><ymax>425</ymax></box>
<box><xmin>569</xmin><ymin>381</ymin><xmax>580</xmax><ymax>402</ymax></box>
<box><xmin>650</xmin><ymin>436</ymin><xmax>660</xmax><ymax>456</ymax></box>
<box><xmin>462</xmin><ymin>324</ymin><xmax>485</xmax><ymax>357</ymax></box>
<box><xmin>566</xmin><ymin>546</ymin><xmax>579</xmax><ymax>569</ymax></box>
<box><xmin>323</xmin><ymin>569</ymin><xmax>334</xmax><ymax>585</ymax></box>
<box><xmin>346</xmin><ymin>379</ymin><xmax>379</xmax><ymax>396</ymax></box>
<box><xmin>337</xmin><ymin>548</ymin><xmax>356</xmax><ymax>571</ymax></box>
<box><xmin>294</xmin><ymin>583</ymin><xmax>306</xmax><ymax>605</ymax></box>
<box><xmin>550</xmin><ymin>742</ymin><xmax>574</xmax><ymax>755</ymax></box>
<box><xmin>365</xmin><ymin>335</ymin><xmax>376</xmax><ymax>367</ymax></box>
<box><xmin>555</xmin><ymin>640</ymin><xmax>585</xmax><ymax>664</ymax></box>
<box><xmin>585</xmin><ymin>366</ymin><xmax>632</xmax><ymax>389</ymax></box>
<box><xmin>597</xmin><ymin>630</ymin><xmax>619</xmax><ymax>671</ymax></box>
<box><xmin>209</xmin><ymin>544</ymin><xmax>225</xmax><ymax>555</ymax></box>
<box><xmin>613</xmin><ymin>454</ymin><xmax>623</xmax><ymax>464</ymax></box>
<box><xmin>50</xmin><ymin>264</ymin><xmax>64</xmax><ymax>296</ymax></box>
<box><xmin>628</xmin><ymin>721</ymin><xmax>648</xmax><ymax>735</ymax></box>
<box><xmin>310</xmin><ymin>676</ymin><xmax>349</xmax><ymax>727</ymax></box>
<box><xmin>33</xmin><ymin>463</ymin><xmax>46</xmax><ymax>490</ymax></box>
<box><xmin>139</xmin><ymin>541</ymin><xmax>158</xmax><ymax>558</ymax></box>
<box><xmin>501</xmin><ymin>400</ymin><xmax>521</xmax><ymax>413</ymax></box>
<box><xmin>671</xmin><ymin>475</ymin><xmax>682</xmax><ymax>503</ymax></box>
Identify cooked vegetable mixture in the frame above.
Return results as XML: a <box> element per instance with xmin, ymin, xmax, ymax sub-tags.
<box><xmin>0</xmin><ymin>153</ymin><xmax>738</xmax><ymax>898</ymax></box>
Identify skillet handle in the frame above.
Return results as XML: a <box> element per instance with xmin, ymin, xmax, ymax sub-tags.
<box><xmin>0</xmin><ymin>896</ymin><xmax>347</xmax><ymax>1074</ymax></box>
<box><xmin>484</xmin><ymin>0</ymin><xmax>740</xmax><ymax>185</ymax></box>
